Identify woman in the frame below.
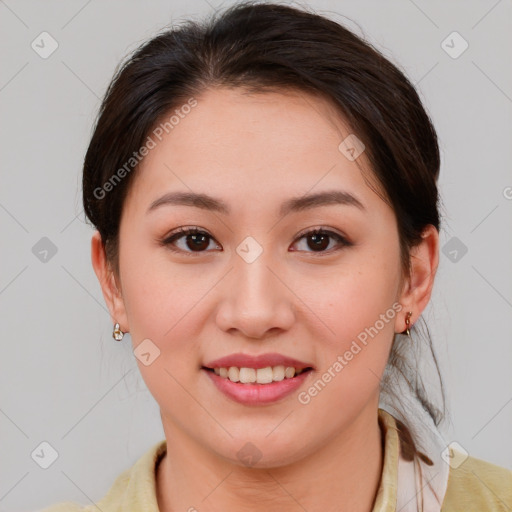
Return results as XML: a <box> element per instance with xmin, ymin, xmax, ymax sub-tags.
<box><xmin>42</xmin><ymin>2</ymin><xmax>512</xmax><ymax>511</ymax></box>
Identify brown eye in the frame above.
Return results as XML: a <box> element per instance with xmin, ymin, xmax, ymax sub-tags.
<box><xmin>291</xmin><ymin>228</ymin><xmax>351</xmax><ymax>254</ymax></box>
<box><xmin>307</xmin><ymin>232</ymin><xmax>330</xmax><ymax>251</ymax></box>
<box><xmin>161</xmin><ymin>226</ymin><xmax>351</xmax><ymax>257</ymax></box>
<box><xmin>162</xmin><ymin>227</ymin><xmax>219</xmax><ymax>254</ymax></box>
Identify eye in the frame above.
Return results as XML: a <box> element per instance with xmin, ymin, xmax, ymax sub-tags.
<box><xmin>160</xmin><ymin>227</ymin><xmax>220</xmax><ymax>255</ymax></box>
<box><xmin>160</xmin><ymin>226</ymin><xmax>351</xmax><ymax>256</ymax></box>
<box><xmin>291</xmin><ymin>228</ymin><xmax>351</xmax><ymax>254</ymax></box>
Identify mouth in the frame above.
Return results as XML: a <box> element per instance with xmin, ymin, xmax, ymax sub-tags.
<box><xmin>201</xmin><ymin>365</ymin><xmax>314</xmax><ymax>384</ymax></box>
<box><xmin>201</xmin><ymin>352</ymin><xmax>315</xmax><ymax>404</ymax></box>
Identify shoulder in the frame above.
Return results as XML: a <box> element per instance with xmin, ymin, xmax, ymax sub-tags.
<box><xmin>441</xmin><ymin>451</ymin><xmax>512</xmax><ymax>511</ymax></box>
<box><xmin>37</xmin><ymin>439</ymin><xmax>166</xmax><ymax>512</ymax></box>
<box><xmin>37</xmin><ymin>467</ymin><xmax>133</xmax><ymax>512</ymax></box>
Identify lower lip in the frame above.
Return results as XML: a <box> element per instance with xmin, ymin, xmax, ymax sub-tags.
<box><xmin>202</xmin><ymin>368</ymin><xmax>313</xmax><ymax>405</ymax></box>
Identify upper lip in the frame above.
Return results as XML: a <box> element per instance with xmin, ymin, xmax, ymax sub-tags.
<box><xmin>203</xmin><ymin>352</ymin><xmax>314</xmax><ymax>370</ymax></box>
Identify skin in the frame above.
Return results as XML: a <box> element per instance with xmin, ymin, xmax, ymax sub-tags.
<box><xmin>92</xmin><ymin>87</ymin><xmax>439</xmax><ymax>512</ymax></box>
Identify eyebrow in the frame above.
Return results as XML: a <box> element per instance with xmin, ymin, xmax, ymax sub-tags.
<box><xmin>147</xmin><ymin>190</ymin><xmax>366</xmax><ymax>216</ymax></box>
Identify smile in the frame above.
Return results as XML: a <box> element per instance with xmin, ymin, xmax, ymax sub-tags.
<box><xmin>204</xmin><ymin>365</ymin><xmax>311</xmax><ymax>384</ymax></box>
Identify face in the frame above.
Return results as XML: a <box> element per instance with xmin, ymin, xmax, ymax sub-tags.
<box><xmin>100</xmin><ymin>87</ymin><xmax>416</xmax><ymax>467</ymax></box>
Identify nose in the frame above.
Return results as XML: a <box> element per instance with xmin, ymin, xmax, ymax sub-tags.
<box><xmin>215</xmin><ymin>252</ymin><xmax>296</xmax><ymax>340</ymax></box>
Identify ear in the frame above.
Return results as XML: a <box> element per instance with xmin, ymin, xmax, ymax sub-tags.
<box><xmin>91</xmin><ymin>230</ymin><xmax>129</xmax><ymax>332</ymax></box>
<box><xmin>395</xmin><ymin>224</ymin><xmax>439</xmax><ymax>333</ymax></box>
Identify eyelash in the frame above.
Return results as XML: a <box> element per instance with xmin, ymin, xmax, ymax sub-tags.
<box><xmin>160</xmin><ymin>226</ymin><xmax>352</xmax><ymax>257</ymax></box>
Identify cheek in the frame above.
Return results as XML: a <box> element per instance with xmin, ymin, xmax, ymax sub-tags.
<box><xmin>119</xmin><ymin>250</ymin><xmax>207</xmax><ymax>415</ymax></box>
<box><xmin>118</xmin><ymin>248</ymin><xmax>207</xmax><ymax>400</ymax></box>
<box><xmin>119</xmin><ymin>238</ymin><xmax>199</xmax><ymax>337</ymax></box>
<box><xmin>310</xmin><ymin>247</ymin><xmax>399</xmax><ymax>332</ymax></box>
<box><xmin>297</xmin><ymin>278</ymin><xmax>397</xmax><ymax>419</ymax></box>
<box><xmin>299</xmin><ymin>244</ymin><xmax>400</xmax><ymax>390</ymax></box>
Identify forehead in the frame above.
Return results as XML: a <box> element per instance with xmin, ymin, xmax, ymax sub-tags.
<box><xmin>125</xmin><ymin>87</ymin><xmax>385</xmax><ymax>215</ymax></box>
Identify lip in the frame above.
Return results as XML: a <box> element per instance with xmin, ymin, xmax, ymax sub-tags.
<box><xmin>203</xmin><ymin>367</ymin><xmax>313</xmax><ymax>405</ymax></box>
<box><xmin>203</xmin><ymin>352</ymin><xmax>314</xmax><ymax>371</ymax></box>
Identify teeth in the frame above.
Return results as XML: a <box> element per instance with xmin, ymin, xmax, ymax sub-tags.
<box><xmin>284</xmin><ymin>366</ymin><xmax>295</xmax><ymax>379</ymax></box>
<box><xmin>256</xmin><ymin>367</ymin><xmax>273</xmax><ymax>384</ymax></box>
<box><xmin>211</xmin><ymin>365</ymin><xmax>307</xmax><ymax>384</ymax></box>
<box><xmin>273</xmin><ymin>365</ymin><xmax>285</xmax><ymax>381</ymax></box>
<box><xmin>227</xmin><ymin>366</ymin><xmax>239</xmax><ymax>382</ymax></box>
<box><xmin>239</xmin><ymin>367</ymin><xmax>256</xmax><ymax>383</ymax></box>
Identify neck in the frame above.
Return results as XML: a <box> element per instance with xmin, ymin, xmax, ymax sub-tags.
<box><xmin>157</xmin><ymin>403</ymin><xmax>384</xmax><ymax>512</ymax></box>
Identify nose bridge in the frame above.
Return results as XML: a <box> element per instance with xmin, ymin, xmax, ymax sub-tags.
<box><xmin>215</xmin><ymin>242</ymin><xmax>294</xmax><ymax>337</ymax></box>
<box><xmin>232</xmin><ymin>244</ymin><xmax>280</xmax><ymax>309</ymax></box>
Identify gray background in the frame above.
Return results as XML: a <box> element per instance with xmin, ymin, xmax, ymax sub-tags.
<box><xmin>1</xmin><ymin>0</ymin><xmax>511</xmax><ymax>510</ymax></box>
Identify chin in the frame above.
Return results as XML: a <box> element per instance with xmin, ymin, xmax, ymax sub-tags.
<box><xmin>210</xmin><ymin>434</ymin><xmax>310</xmax><ymax>470</ymax></box>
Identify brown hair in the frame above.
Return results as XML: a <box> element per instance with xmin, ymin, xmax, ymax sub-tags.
<box><xmin>82</xmin><ymin>0</ymin><xmax>445</xmax><ymax>461</ymax></box>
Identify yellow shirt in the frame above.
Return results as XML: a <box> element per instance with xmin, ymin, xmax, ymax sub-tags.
<box><xmin>40</xmin><ymin>408</ymin><xmax>512</xmax><ymax>511</ymax></box>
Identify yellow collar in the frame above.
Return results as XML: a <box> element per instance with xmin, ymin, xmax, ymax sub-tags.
<box><xmin>95</xmin><ymin>408</ymin><xmax>445</xmax><ymax>511</ymax></box>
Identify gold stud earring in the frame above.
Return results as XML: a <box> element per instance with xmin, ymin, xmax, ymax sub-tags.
<box><xmin>112</xmin><ymin>322</ymin><xmax>124</xmax><ymax>341</ymax></box>
<box><xmin>405</xmin><ymin>311</ymin><xmax>413</xmax><ymax>337</ymax></box>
